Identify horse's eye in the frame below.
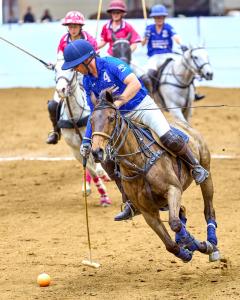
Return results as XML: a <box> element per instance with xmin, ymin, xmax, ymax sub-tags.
<box><xmin>108</xmin><ymin>116</ymin><xmax>115</xmax><ymax>122</ymax></box>
<box><xmin>193</xmin><ymin>56</ymin><xmax>198</xmax><ymax>60</ymax></box>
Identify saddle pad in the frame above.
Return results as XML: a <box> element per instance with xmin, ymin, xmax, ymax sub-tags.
<box><xmin>138</xmin><ymin>126</ymin><xmax>189</xmax><ymax>144</ymax></box>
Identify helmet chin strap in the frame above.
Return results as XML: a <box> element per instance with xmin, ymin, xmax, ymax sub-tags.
<box><xmin>82</xmin><ymin>55</ymin><xmax>96</xmax><ymax>74</ymax></box>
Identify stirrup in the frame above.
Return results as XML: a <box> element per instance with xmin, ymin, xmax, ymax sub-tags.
<box><xmin>191</xmin><ymin>166</ymin><xmax>209</xmax><ymax>185</ymax></box>
<box><xmin>114</xmin><ymin>201</ymin><xmax>136</xmax><ymax>221</ymax></box>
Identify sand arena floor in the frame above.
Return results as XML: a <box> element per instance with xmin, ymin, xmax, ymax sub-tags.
<box><xmin>0</xmin><ymin>87</ymin><xmax>239</xmax><ymax>300</ymax></box>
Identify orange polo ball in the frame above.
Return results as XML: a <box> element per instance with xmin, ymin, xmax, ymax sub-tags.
<box><xmin>37</xmin><ymin>273</ymin><xmax>51</xmax><ymax>287</ymax></box>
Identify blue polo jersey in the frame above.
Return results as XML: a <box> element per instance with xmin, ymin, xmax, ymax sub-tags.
<box><xmin>145</xmin><ymin>23</ymin><xmax>177</xmax><ymax>57</ymax></box>
<box><xmin>83</xmin><ymin>56</ymin><xmax>148</xmax><ymax>140</ymax></box>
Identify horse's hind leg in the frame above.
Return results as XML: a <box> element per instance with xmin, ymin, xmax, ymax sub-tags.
<box><xmin>200</xmin><ymin>174</ymin><xmax>220</xmax><ymax>261</ymax></box>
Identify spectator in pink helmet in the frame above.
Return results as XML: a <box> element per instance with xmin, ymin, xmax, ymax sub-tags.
<box><xmin>98</xmin><ymin>0</ymin><xmax>141</xmax><ymax>56</ymax></box>
<box><xmin>46</xmin><ymin>11</ymin><xmax>98</xmax><ymax>145</ymax></box>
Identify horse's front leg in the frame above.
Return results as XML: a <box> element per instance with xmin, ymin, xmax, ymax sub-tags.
<box><xmin>167</xmin><ymin>185</ymin><xmax>208</xmax><ymax>254</ymax></box>
<box><xmin>200</xmin><ymin>174</ymin><xmax>220</xmax><ymax>261</ymax></box>
<box><xmin>141</xmin><ymin>206</ymin><xmax>192</xmax><ymax>263</ymax></box>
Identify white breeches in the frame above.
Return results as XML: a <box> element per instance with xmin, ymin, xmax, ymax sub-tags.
<box><xmin>135</xmin><ymin>53</ymin><xmax>179</xmax><ymax>77</ymax></box>
<box><xmin>125</xmin><ymin>95</ymin><xmax>170</xmax><ymax>137</ymax></box>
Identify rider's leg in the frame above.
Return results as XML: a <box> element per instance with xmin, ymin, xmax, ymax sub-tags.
<box><xmin>193</xmin><ymin>79</ymin><xmax>205</xmax><ymax>101</ymax></box>
<box><xmin>126</xmin><ymin>95</ymin><xmax>209</xmax><ymax>185</ymax></box>
<box><xmin>160</xmin><ymin>131</ymin><xmax>209</xmax><ymax>184</ymax></box>
<box><xmin>46</xmin><ymin>99</ymin><xmax>61</xmax><ymax>144</ymax></box>
<box><xmin>101</xmin><ymin>158</ymin><xmax>139</xmax><ymax>220</ymax></box>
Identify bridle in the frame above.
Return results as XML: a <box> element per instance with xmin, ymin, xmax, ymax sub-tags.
<box><xmin>182</xmin><ymin>47</ymin><xmax>211</xmax><ymax>76</ymax></box>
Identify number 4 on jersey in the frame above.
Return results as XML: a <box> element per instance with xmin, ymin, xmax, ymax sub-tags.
<box><xmin>103</xmin><ymin>71</ymin><xmax>111</xmax><ymax>82</ymax></box>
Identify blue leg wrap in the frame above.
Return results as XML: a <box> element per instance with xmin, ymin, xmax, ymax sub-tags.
<box><xmin>207</xmin><ymin>219</ymin><xmax>218</xmax><ymax>245</ymax></box>
<box><xmin>175</xmin><ymin>217</ymin><xmax>187</xmax><ymax>244</ymax></box>
<box><xmin>176</xmin><ymin>224</ymin><xmax>201</xmax><ymax>252</ymax></box>
<box><xmin>175</xmin><ymin>247</ymin><xmax>192</xmax><ymax>262</ymax></box>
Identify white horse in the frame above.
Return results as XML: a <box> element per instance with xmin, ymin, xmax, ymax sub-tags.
<box><xmin>153</xmin><ymin>46</ymin><xmax>213</xmax><ymax>122</ymax></box>
<box><xmin>54</xmin><ymin>64</ymin><xmax>111</xmax><ymax>206</ymax></box>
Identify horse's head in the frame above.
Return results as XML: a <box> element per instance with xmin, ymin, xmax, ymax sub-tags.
<box><xmin>112</xmin><ymin>33</ymin><xmax>132</xmax><ymax>65</ymax></box>
<box><xmin>55</xmin><ymin>63</ymin><xmax>78</xmax><ymax>99</ymax></box>
<box><xmin>91</xmin><ymin>90</ymin><xmax>120</xmax><ymax>162</ymax></box>
<box><xmin>183</xmin><ymin>46</ymin><xmax>213</xmax><ymax>80</ymax></box>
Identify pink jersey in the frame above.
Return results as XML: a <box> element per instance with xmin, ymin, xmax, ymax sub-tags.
<box><xmin>100</xmin><ymin>20</ymin><xmax>141</xmax><ymax>55</ymax></box>
<box><xmin>57</xmin><ymin>31</ymin><xmax>98</xmax><ymax>54</ymax></box>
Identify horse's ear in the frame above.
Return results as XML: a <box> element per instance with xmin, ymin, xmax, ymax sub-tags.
<box><xmin>126</xmin><ymin>32</ymin><xmax>132</xmax><ymax>41</ymax></box>
<box><xmin>111</xmin><ymin>33</ymin><xmax>117</xmax><ymax>42</ymax></box>
<box><xmin>105</xmin><ymin>90</ymin><xmax>114</xmax><ymax>103</ymax></box>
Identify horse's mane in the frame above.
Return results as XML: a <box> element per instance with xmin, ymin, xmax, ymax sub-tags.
<box><xmin>96</xmin><ymin>90</ymin><xmax>123</xmax><ymax>110</ymax></box>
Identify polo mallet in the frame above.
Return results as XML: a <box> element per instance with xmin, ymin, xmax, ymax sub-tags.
<box><xmin>81</xmin><ymin>157</ymin><xmax>100</xmax><ymax>269</ymax></box>
<box><xmin>141</xmin><ymin>0</ymin><xmax>148</xmax><ymax>26</ymax></box>
<box><xmin>64</xmin><ymin>98</ymin><xmax>100</xmax><ymax>268</ymax></box>
<box><xmin>0</xmin><ymin>36</ymin><xmax>50</xmax><ymax>67</ymax></box>
<box><xmin>95</xmin><ymin>0</ymin><xmax>103</xmax><ymax>39</ymax></box>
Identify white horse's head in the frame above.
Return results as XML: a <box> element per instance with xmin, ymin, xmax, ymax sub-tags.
<box><xmin>55</xmin><ymin>62</ymin><xmax>78</xmax><ymax>99</ymax></box>
<box><xmin>183</xmin><ymin>46</ymin><xmax>213</xmax><ymax>80</ymax></box>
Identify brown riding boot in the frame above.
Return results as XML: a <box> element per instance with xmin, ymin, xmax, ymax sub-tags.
<box><xmin>46</xmin><ymin>100</ymin><xmax>61</xmax><ymax>145</ymax></box>
<box><xmin>161</xmin><ymin>130</ymin><xmax>209</xmax><ymax>184</ymax></box>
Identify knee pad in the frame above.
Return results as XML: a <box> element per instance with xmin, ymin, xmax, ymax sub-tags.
<box><xmin>47</xmin><ymin>100</ymin><xmax>58</xmax><ymax>114</ymax></box>
<box><xmin>160</xmin><ymin>130</ymin><xmax>187</xmax><ymax>155</ymax></box>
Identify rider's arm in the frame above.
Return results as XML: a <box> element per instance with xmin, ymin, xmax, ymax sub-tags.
<box><xmin>83</xmin><ymin>79</ymin><xmax>95</xmax><ymax>140</ymax></box>
<box><xmin>98</xmin><ymin>40</ymin><xmax>107</xmax><ymax>49</ymax></box>
<box><xmin>114</xmin><ymin>73</ymin><xmax>141</xmax><ymax>108</ymax></box>
<box><xmin>130</xmin><ymin>43</ymin><xmax>138</xmax><ymax>52</ymax></box>
<box><xmin>141</xmin><ymin>37</ymin><xmax>148</xmax><ymax>46</ymax></box>
<box><xmin>142</xmin><ymin>25</ymin><xmax>150</xmax><ymax>46</ymax></box>
<box><xmin>173</xmin><ymin>34</ymin><xmax>182</xmax><ymax>45</ymax></box>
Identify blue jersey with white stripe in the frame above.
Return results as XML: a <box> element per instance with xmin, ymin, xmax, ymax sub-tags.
<box><xmin>83</xmin><ymin>56</ymin><xmax>148</xmax><ymax>139</ymax></box>
<box><xmin>145</xmin><ymin>23</ymin><xmax>177</xmax><ymax>57</ymax></box>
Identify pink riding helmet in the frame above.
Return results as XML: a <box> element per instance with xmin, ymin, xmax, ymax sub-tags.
<box><xmin>62</xmin><ymin>11</ymin><xmax>85</xmax><ymax>26</ymax></box>
<box><xmin>107</xmin><ymin>0</ymin><xmax>127</xmax><ymax>13</ymax></box>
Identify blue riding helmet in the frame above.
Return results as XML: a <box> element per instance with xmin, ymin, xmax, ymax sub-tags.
<box><xmin>62</xmin><ymin>39</ymin><xmax>96</xmax><ymax>70</ymax></box>
<box><xmin>149</xmin><ymin>4</ymin><xmax>168</xmax><ymax>17</ymax></box>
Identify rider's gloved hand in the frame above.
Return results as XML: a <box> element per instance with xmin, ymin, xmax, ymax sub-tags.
<box><xmin>45</xmin><ymin>62</ymin><xmax>55</xmax><ymax>71</ymax></box>
<box><xmin>180</xmin><ymin>45</ymin><xmax>188</xmax><ymax>52</ymax></box>
<box><xmin>80</xmin><ymin>139</ymin><xmax>92</xmax><ymax>159</ymax></box>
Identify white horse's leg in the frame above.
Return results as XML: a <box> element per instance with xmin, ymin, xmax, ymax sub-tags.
<box><xmin>95</xmin><ymin>163</ymin><xmax>111</xmax><ymax>182</ymax></box>
<box><xmin>161</xmin><ymin>87</ymin><xmax>188</xmax><ymax>122</ymax></box>
<box><xmin>81</xmin><ymin>168</ymin><xmax>92</xmax><ymax>196</ymax></box>
<box><xmin>62</xmin><ymin>129</ymin><xmax>111</xmax><ymax>206</ymax></box>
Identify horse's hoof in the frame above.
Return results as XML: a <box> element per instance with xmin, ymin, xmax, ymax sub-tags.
<box><xmin>209</xmin><ymin>250</ymin><xmax>221</xmax><ymax>262</ymax></box>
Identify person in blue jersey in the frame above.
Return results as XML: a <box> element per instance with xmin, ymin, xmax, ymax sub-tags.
<box><xmin>62</xmin><ymin>39</ymin><xmax>209</xmax><ymax>221</ymax></box>
<box><xmin>141</xmin><ymin>4</ymin><xmax>204</xmax><ymax>100</ymax></box>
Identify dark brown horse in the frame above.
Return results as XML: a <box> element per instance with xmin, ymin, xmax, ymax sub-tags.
<box><xmin>112</xmin><ymin>33</ymin><xmax>132</xmax><ymax>65</ymax></box>
<box><xmin>90</xmin><ymin>90</ymin><xmax>220</xmax><ymax>263</ymax></box>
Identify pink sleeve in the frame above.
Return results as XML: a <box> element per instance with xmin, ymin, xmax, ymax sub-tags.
<box><xmin>57</xmin><ymin>34</ymin><xmax>67</xmax><ymax>54</ymax></box>
<box><xmin>100</xmin><ymin>24</ymin><xmax>108</xmax><ymax>42</ymax></box>
<box><xmin>85</xmin><ymin>32</ymin><xmax>98</xmax><ymax>51</ymax></box>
